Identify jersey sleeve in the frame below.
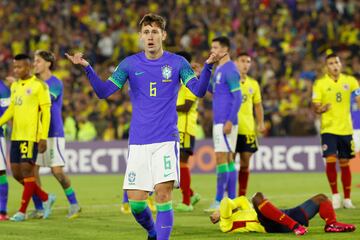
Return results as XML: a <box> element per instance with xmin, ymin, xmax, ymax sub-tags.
<box><xmin>179</xmin><ymin>57</ymin><xmax>197</xmax><ymax>86</ymax></box>
<box><xmin>350</xmin><ymin>76</ymin><xmax>360</xmax><ymax>93</ymax></box>
<box><xmin>108</xmin><ymin>58</ymin><xmax>129</xmax><ymax>89</ymax></box>
<box><xmin>219</xmin><ymin>197</ymin><xmax>236</xmax><ymax>232</ymax></box>
<box><xmin>225</xmin><ymin>68</ymin><xmax>241</xmax><ymax>92</ymax></box>
<box><xmin>39</xmin><ymin>82</ymin><xmax>51</xmax><ymax>106</ymax></box>
<box><xmin>253</xmin><ymin>81</ymin><xmax>262</xmax><ymax>104</ymax></box>
<box><xmin>312</xmin><ymin>80</ymin><xmax>322</xmax><ymax>103</ymax></box>
<box><xmin>0</xmin><ymin>84</ymin><xmax>10</xmax><ymax>113</ymax></box>
<box><xmin>49</xmin><ymin>80</ymin><xmax>63</xmax><ymax>100</ymax></box>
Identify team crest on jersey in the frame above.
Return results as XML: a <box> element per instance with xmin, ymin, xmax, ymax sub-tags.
<box><xmin>343</xmin><ymin>84</ymin><xmax>349</xmax><ymax>91</ymax></box>
<box><xmin>322</xmin><ymin>144</ymin><xmax>328</xmax><ymax>151</ymax></box>
<box><xmin>26</xmin><ymin>88</ymin><xmax>32</xmax><ymax>95</ymax></box>
<box><xmin>128</xmin><ymin>171</ymin><xmax>136</xmax><ymax>184</ymax></box>
<box><xmin>162</xmin><ymin>65</ymin><xmax>172</xmax><ymax>82</ymax></box>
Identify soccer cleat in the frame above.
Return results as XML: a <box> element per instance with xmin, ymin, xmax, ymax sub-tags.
<box><xmin>67</xmin><ymin>204</ymin><xmax>81</xmax><ymax>219</ymax></box>
<box><xmin>147</xmin><ymin>195</ymin><xmax>156</xmax><ymax>212</ymax></box>
<box><xmin>43</xmin><ymin>194</ymin><xmax>56</xmax><ymax>219</ymax></box>
<box><xmin>27</xmin><ymin>210</ymin><xmax>44</xmax><ymax>219</ymax></box>
<box><xmin>293</xmin><ymin>225</ymin><xmax>308</xmax><ymax>235</ymax></box>
<box><xmin>343</xmin><ymin>199</ymin><xmax>356</xmax><ymax>209</ymax></box>
<box><xmin>120</xmin><ymin>202</ymin><xmax>131</xmax><ymax>214</ymax></box>
<box><xmin>332</xmin><ymin>193</ymin><xmax>341</xmax><ymax>209</ymax></box>
<box><xmin>325</xmin><ymin>222</ymin><xmax>356</xmax><ymax>232</ymax></box>
<box><xmin>204</xmin><ymin>201</ymin><xmax>220</xmax><ymax>213</ymax></box>
<box><xmin>0</xmin><ymin>214</ymin><xmax>9</xmax><ymax>221</ymax></box>
<box><xmin>9</xmin><ymin>212</ymin><xmax>25</xmax><ymax>222</ymax></box>
<box><xmin>190</xmin><ymin>193</ymin><xmax>201</xmax><ymax>206</ymax></box>
<box><xmin>175</xmin><ymin>203</ymin><xmax>193</xmax><ymax>212</ymax></box>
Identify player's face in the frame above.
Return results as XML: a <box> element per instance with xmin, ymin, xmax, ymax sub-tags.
<box><xmin>326</xmin><ymin>57</ymin><xmax>342</xmax><ymax>77</ymax></box>
<box><xmin>210</xmin><ymin>41</ymin><xmax>227</xmax><ymax>57</ymax></box>
<box><xmin>33</xmin><ymin>55</ymin><xmax>50</xmax><ymax>74</ymax></box>
<box><xmin>236</xmin><ymin>56</ymin><xmax>252</xmax><ymax>75</ymax></box>
<box><xmin>13</xmin><ymin>60</ymin><xmax>31</xmax><ymax>79</ymax></box>
<box><xmin>140</xmin><ymin>23</ymin><xmax>166</xmax><ymax>54</ymax></box>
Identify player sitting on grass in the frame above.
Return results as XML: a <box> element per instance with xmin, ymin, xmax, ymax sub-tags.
<box><xmin>210</xmin><ymin>192</ymin><xmax>355</xmax><ymax>235</ymax></box>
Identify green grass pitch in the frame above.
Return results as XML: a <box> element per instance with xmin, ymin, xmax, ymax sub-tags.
<box><xmin>1</xmin><ymin>173</ymin><xmax>359</xmax><ymax>240</ymax></box>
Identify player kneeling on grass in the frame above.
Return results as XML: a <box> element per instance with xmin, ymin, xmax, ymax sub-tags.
<box><xmin>210</xmin><ymin>192</ymin><xmax>355</xmax><ymax>235</ymax></box>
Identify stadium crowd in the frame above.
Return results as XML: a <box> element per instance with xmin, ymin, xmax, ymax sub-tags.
<box><xmin>0</xmin><ymin>0</ymin><xmax>359</xmax><ymax>141</ymax></box>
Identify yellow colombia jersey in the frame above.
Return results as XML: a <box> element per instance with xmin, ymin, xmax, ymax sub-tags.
<box><xmin>5</xmin><ymin>76</ymin><xmax>51</xmax><ymax>141</ymax></box>
<box><xmin>219</xmin><ymin>196</ymin><xmax>266</xmax><ymax>233</ymax></box>
<box><xmin>176</xmin><ymin>84</ymin><xmax>198</xmax><ymax>136</ymax></box>
<box><xmin>238</xmin><ymin>76</ymin><xmax>262</xmax><ymax>135</ymax></box>
<box><xmin>312</xmin><ymin>73</ymin><xmax>359</xmax><ymax>135</ymax></box>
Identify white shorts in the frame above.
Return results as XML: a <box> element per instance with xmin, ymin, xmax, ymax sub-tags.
<box><xmin>0</xmin><ymin>138</ymin><xmax>6</xmax><ymax>171</ymax></box>
<box><xmin>123</xmin><ymin>141</ymin><xmax>180</xmax><ymax>192</ymax></box>
<box><xmin>213</xmin><ymin>124</ymin><xmax>238</xmax><ymax>153</ymax></box>
<box><xmin>36</xmin><ymin>137</ymin><xmax>66</xmax><ymax>167</ymax></box>
<box><xmin>354</xmin><ymin>129</ymin><xmax>360</xmax><ymax>152</ymax></box>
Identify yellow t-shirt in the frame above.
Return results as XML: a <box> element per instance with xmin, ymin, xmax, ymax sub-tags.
<box><xmin>176</xmin><ymin>84</ymin><xmax>198</xmax><ymax>136</ymax></box>
<box><xmin>312</xmin><ymin>73</ymin><xmax>359</xmax><ymax>135</ymax></box>
<box><xmin>219</xmin><ymin>196</ymin><xmax>266</xmax><ymax>233</ymax></box>
<box><xmin>6</xmin><ymin>76</ymin><xmax>51</xmax><ymax>141</ymax></box>
<box><xmin>238</xmin><ymin>76</ymin><xmax>262</xmax><ymax>135</ymax></box>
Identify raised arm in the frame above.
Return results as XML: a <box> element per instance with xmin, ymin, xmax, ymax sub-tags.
<box><xmin>182</xmin><ymin>53</ymin><xmax>227</xmax><ymax>97</ymax></box>
<box><xmin>65</xmin><ymin>53</ymin><xmax>124</xmax><ymax>99</ymax></box>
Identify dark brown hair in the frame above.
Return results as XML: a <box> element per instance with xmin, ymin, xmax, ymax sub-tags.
<box><xmin>35</xmin><ymin>50</ymin><xmax>56</xmax><ymax>70</ymax></box>
<box><xmin>138</xmin><ymin>13</ymin><xmax>166</xmax><ymax>31</ymax></box>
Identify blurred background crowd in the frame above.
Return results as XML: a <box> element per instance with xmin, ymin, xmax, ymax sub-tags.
<box><xmin>0</xmin><ymin>0</ymin><xmax>359</xmax><ymax>141</ymax></box>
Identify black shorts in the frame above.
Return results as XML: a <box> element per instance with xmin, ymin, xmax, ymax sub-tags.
<box><xmin>321</xmin><ymin>133</ymin><xmax>355</xmax><ymax>159</ymax></box>
<box><xmin>235</xmin><ymin>134</ymin><xmax>258</xmax><ymax>153</ymax></box>
<box><xmin>10</xmin><ymin>141</ymin><xmax>38</xmax><ymax>164</ymax></box>
<box><xmin>256</xmin><ymin>199</ymin><xmax>318</xmax><ymax>233</ymax></box>
<box><xmin>179</xmin><ymin>132</ymin><xmax>195</xmax><ymax>155</ymax></box>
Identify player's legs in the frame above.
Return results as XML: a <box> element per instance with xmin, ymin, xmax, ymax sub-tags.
<box><xmin>29</xmin><ymin>165</ymin><xmax>45</xmax><ymax>218</ymax></box>
<box><xmin>226</xmin><ymin>125</ymin><xmax>238</xmax><ymax>200</ymax></box>
<box><xmin>236</xmin><ymin>134</ymin><xmax>258</xmax><ymax>196</ymax></box>
<box><xmin>321</xmin><ymin>134</ymin><xmax>340</xmax><ymax>208</ymax></box>
<box><xmin>51</xmin><ymin>166</ymin><xmax>81</xmax><ymax>218</ymax></box>
<box><xmin>251</xmin><ymin>192</ymin><xmax>307</xmax><ymax>235</ymax></box>
<box><xmin>124</xmin><ymin>144</ymin><xmax>157</xmax><ymax>239</ymax></box>
<box><xmin>154</xmin><ymin>181</ymin><xmax>174</xmax><ymax>240</ymax></box>
<box><xmin>120</xmin><ymin>191</ymin><xmax>130</xmax><ymax>214</ymax></box>
<box><xmin>208</xmin><ymin>124</ymin><xmax>236</xmax><ymax>211</ymax></box>
<box><xmin>238</xmin><ymin>152</ymin><xmax>252</xmax><ymax>196</ymax></box>
<box><xmin>127</xmin><ymin>190</ymin><xmax>157</xmax><ymax>239</ymax></box>
<box><xmin>176</xmin><ymin>132</ymin><xmax>199</xmax><ymax>212</ymax></box>
<box><xmin>302</xmin><ymin>194</ymin><xmax>355</xmax><ymax>232</ymax></box>
<box><xmin>0</xmin><ymin>138</ymin><xmax>8</xmax><ymax>220</ymax></box>
<box><xmin>338</xmin><ymin>135</ymin><xmax>355</xmax><ymax>208</ymax></box>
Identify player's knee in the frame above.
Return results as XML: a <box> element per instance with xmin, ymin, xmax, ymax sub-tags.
<box><xmin>251</xmin><ymin>192</ymin><xmax>265</xmax><ymax>206</ymax></box>
<box><xmin>312</xmin><ymin>193</ymin><xmax>328</xmax><ymax>204</ymax></box>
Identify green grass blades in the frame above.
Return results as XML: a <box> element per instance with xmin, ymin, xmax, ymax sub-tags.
<box><xmin>1</xmin><ymin>173</ymin><xmax>359</xmax><ymax>240</ymax></box>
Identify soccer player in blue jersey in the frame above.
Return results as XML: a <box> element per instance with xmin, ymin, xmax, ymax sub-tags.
<box><xmin>351</xmin><ymin>75</ymin><xmax>360</xmax><ymax>157</ymax></box>
<box><xmin>0</xmin><ymin>79</ymin><xmax>10</xmax><ymax>221</ymax></box>
<box><xmin>205</xmin><ymin>36</ymin><xmax>242</xmax><ymax>212</ymax></box>
<box><xmin>66</xmin><ymin>13</ymin><xmax>224</xmax><ymax>240</ymax></box>
<box><xmin>31</xmin><ymin>50</ymin><xmax>81</xmax><ymax>219</ymax></box>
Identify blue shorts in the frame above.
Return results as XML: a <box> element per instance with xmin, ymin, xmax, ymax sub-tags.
<box><xmin>256</xmin><ymin>199</ymin><xmax>319</xmax><ymax>233</ymax></box>
<box><xmin>321</xmin><ymin>133</ymin><xmax>354</xmax><ymax>159</ymax></box>
<box><xmin>10</xmin><ymin>141</ymin><xmax>38</xmax><ymax>164</ymax></box>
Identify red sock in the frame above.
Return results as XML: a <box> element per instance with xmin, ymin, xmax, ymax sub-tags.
<box><xmin>340</xmin><ymin>164</ymin><xmax>351</xmax><ymax>199</ymax></box>
<box><xmin>258</xmin><ymin>200</ymin><xmax>298</xmax><ymax>230</ymax></box>
<box><xmin>34</xmin><ymin>184</ymin><xmax>48</xmax><ymax>202</ymax></box>
<box><xmin>180</xmin><ymin>164</ymin><xmax>191</xmax><ymax>205</ymax></box>
<box><xmin>238</xmin><ymin>167</ymin><xmax>249</xmax><ymax>196</ymax></box>
<box><xmin>326</xmin><ymin>161</ymin><xmax>338</xmax><ymax>194</ymax></box>
<box><xmin>19</xmin><ymin>177</ymin><xmax>36</xmax><ymax>213</ymax></box>
<box><xmin>319</xmin><ymin>200</ymin><xmax>336</xmax><ymax>225</ymax></box>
